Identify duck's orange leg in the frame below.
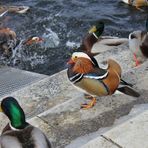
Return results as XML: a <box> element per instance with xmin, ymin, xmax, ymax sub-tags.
<box><xmin>133</xmin><ymin>53</ymin><xmax>141</xmax><ymax>67</ymax></box>
<box><xmin>81</xmin><ymin>97</ymin><xmax>96</xmax><ymax>109</ymax></box>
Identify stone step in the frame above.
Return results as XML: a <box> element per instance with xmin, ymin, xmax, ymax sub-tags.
<box><xmin>80</xmin><ymin>108</ymin><xmax>148</xmax><ymax>148</ymax></box>
<box><xmin>28</xmin><ymin>61</ymin><xmax>148</xmax><ymax>148</ymax></box>
<box><xmin>0</xmin><ymin>42</ymin><xmax>147</xmax><ymax>148</ymax></box>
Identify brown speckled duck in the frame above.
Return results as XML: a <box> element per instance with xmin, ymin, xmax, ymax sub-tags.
<box><xmin>0</xmin><ymin>97</ymin><xmax>52</xmax><ymax>148</ymax></box>
<box><xmin>67</xmin><ymin>52</ymin><xmax>140</xmax><ymax>109</ymax></box>
<box><xmin>0</xmin><ymin>27</ymin><xmax>17</xmax><ymax>56</ymax></box>
<box><xmin>129</xmin><ymin>19</ymin><xmax>148</xmax><ymax>66</ymax></box>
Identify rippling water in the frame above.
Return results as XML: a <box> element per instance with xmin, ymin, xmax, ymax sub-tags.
<box><xmin>0</xmin><ymin>0</ymin><xmax>148</xmax><ymax>75</ymax></box>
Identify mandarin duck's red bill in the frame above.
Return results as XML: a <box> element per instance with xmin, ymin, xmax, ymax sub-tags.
<box><xmin>67</xmin><ymin>52</ymin><xmax>140</xmax><ymax>109</ymax></box>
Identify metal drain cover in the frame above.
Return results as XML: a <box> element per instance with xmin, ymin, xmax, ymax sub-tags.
<box><xmin>0</xmin><ymin>66</ymin><xmax>47</xmax><ymax>99</ymax></box>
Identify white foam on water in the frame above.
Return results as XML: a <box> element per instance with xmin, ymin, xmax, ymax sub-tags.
<box><xmin>66</xmin><ymin>41</ymin><xmax>80</xmax><ymax>48</ymax></box>
<box><xmin>42</xmin><ymin>28</ymin><xmax>60</xmax><ymax>48</ymax></box>
<box><xmin>66</xmin><ymin>104</ymin><xmax>148</xmax><ymax>148</ymax></box>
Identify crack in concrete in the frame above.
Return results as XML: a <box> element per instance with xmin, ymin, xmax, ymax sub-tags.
<box><xmin>101</xmin><ymin>135</ymin><xmax>123</xmax><ymax>148</ymax></box>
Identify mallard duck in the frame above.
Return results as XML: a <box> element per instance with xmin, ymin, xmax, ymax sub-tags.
<box><xmin>129</xmin><ymin>19</ymin><xmax>148</xmax><ymax>66</ymax></box>
<box><xmin>0</xmin><ymin>97</ymin><xmax>52</xmax><ymax>148</ymax></box>
<box><xmin>0</xmin><ymin>27</ymin><xmax>17</xmax><ymax>56</ymax></box>
<box><xmin>122</xmin><ymin>0</ymin><xmax>148</xmax><ymax>9</ymax></box>
<box><xmin>0</xmin><ymin>5</ymin><xmax>29</xmax><ymax>14</ymax></box>
<box><xmin>78</xmin><ymin>21</ymin><xmax>104</xmax><ymax>55</ymax></box>
<box><xmin>67</xmin><ymin>52</ymin><xmax>140</xmax><ymax>109</ymax></box>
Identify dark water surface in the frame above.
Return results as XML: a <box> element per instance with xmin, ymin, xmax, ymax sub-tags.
<box><xmin>0</xmin><ymin>0</ymin><xmax>148</xmax><ymax>75</ymax></box>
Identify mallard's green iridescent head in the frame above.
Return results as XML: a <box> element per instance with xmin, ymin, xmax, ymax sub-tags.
<box><xmin>89</xmin><ymin>21</ymin><xmax>104</xmax><ymax>38</ymax></box>
<box><xmin>0</xmin><ymin>97</ymin><xmax>28</xmax><ymax>129</ymax></box>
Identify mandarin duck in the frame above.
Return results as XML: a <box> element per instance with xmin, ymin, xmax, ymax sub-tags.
<box><xmin>0</xmin><ymin>27</ymin><xmax>17</xmax><ymax>56</ymax></box>
<box><xmin>23</xmin><ymin>36</ymin><xmax>44</xmax><ymax>45</ymax></box>
<box><xmin>0</xmin><ymin>97</ymin><xmax>52</xmax><ymax>148</ymax></box>
<box><xmin>122</xmin><ymin>0</ymin><xmax>148</xmax><ymax>9</ymax></box>
<box><xmin>129</xmin><ymin>19</ymin><xmax>148</xmax><ymax>66</ymax></box>
<box><xmin>67</xmin><ymin>52</ymin><xmax>140</xmax><ymax>109</ymax></box>
<box><xmin>78</xmin><ymin>21</ymin><xmax>104</xmax><ymax>55</ymax></box>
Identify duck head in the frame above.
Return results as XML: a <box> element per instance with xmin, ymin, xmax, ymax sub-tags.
<box><xmin>0</xmin><ymin>97</ymin><xmax>28</xmax><ymax>129</ymax></box>
<box><xmin>67</xmin><ymin>52</ymin><xmax>96</xmax><ymax>74</ymax></box>
<box><xmin>88</xmin><ymin>21</ymin><xmax>104</xmax><ymax>38</ymax></box>
<box><xmin>23</xmin><ymin>36</ymin><xmax>44</xmax><ymax>45</ymax></box>
<box><xmin>129</xmin><ymin>30</ymin><xmax>147</xmax><ymax>52</ymax></box>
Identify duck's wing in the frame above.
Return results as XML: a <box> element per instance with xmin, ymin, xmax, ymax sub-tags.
<box><xmin>83</xmin><ymin>68</ymin><xmax>108</xmax><ymax>80</ymax></box>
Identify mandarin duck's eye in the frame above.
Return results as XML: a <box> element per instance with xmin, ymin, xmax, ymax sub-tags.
<box><xmin>75</xmin><ymin>56</ymin><xmax>78</xmax><ymax>59</ymax></box>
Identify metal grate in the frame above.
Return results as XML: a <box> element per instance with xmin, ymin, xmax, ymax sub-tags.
<box><xmin>0</xmin><ymin>67</ymin><xmax>47</xmax><ymax>98</ymax></box>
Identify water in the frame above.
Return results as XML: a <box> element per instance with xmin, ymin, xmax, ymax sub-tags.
<box><xmin>0</xmin><ymin>0</ymin><xmax>147</xmax><ymax>75</ymax></box>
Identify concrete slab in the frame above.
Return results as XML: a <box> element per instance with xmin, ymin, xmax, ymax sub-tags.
<box><xmin>38</xmin><ymin>94</ymin><xmax>137</xmax><ymax>148</ymax></box>
<box><xmin>80</xmin><ymin>136</ymin><xmax>119</xmax><ymax>148</ymax></box>
<box><xmin>0</xmin><ymin>43</ymin><xmax>148</xmax><ymax>148</ymax></box>
<box><xmin>103</xmin><ymin>110</ymin><xmax>148</xmax><ymax>148</ymax></box>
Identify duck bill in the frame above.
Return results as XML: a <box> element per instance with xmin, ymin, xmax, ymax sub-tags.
<box><xmin>89</xmin><ymin>26</ymin><xmax>97</xmax><ymax>33</ymax></box>
<box><xmin>39</xmin><ymin>37</ymin><xmax>44</xmax><ymax>42</ymax></box>
<box><xmin>67</xmin><ymin>58</ymin><xmax>74</xmax><ymax>65</ymax></box>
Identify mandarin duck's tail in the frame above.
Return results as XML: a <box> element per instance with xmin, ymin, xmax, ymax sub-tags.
<box><xmin>117</xmin><ymin>86</ymin><xmax>140</xmax><ymax>97</ymax></box>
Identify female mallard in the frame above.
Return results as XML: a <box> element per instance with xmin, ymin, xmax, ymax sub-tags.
<box><xmin>67</xmin><ymin>52</ymin><xmax>140</xmax><ymax>109</ymax></box>
<box><xmin>0</xmin><ymin>97</ymin><xmax>51</xmax><ymax>148</ymax></box>
<box><xmin>122</xmin><ymin>0</ymin><xmax>148</xmax><ymax>8</ymax></box>
<box><xmin>129</xmin><ymin>19</ymin><xmax>148</xmax><ymax>66</ymax></box>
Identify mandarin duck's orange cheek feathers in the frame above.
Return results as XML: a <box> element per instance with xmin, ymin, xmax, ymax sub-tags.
<box><xmin>73</xmin><ymin>58</ymin><xmax>94</xmax><ymax>74</ymax></box>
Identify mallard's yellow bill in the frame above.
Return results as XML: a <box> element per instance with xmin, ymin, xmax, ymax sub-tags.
<box><xmin>0</xmin><ymin>105</ymin><xmax>3</xmax><ymax>112</ymax></box>
<box><xmin>88</xmin><ymin>26</ymin><xmax>97</xmax><ymax>33</ymax></box>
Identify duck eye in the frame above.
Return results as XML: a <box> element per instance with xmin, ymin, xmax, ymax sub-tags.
<box><xmin>75</xmin><ymin>56</ymin><xmax>78</xmax><ymax>59</ymax></box>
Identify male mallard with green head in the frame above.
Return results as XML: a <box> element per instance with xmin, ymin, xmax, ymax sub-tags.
<box><xmin>79</xmin><ymin>21</ymin><xmax>104</xmax><ymax>55</ymax></box>
<box><xmin>129</xmin><ymin>19</ymin><xmax>148</xmax><ymax>66</ymax></box>
<box><xmin>0</xmin><ymin>97</ymin><xmax>51</xmax><ymax>148</ymax></box>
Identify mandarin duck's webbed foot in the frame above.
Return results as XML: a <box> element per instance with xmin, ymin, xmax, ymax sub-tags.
<box><xmin>81</xmin><ymin>97</ymin><xmax>96</xmax><ymax>109</ymax></box>
<box><xmin>84</xmin><ymin>94</ymin><xmax>94</xmax><ymax>99</ymax></box>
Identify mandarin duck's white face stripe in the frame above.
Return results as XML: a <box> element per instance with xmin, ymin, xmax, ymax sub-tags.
<box><xmin>72</xmin><ymin>52</ymin><xmax>95</xmax><ymax>65</ymax></box>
